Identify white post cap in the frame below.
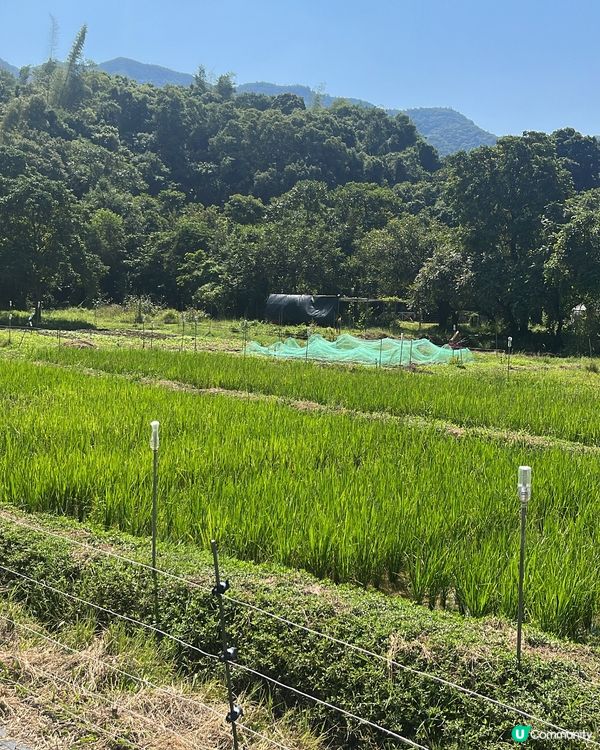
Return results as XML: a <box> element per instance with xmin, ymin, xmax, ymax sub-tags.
<box><xmin>150</xmin><ymin>420</ymin><xmax>160</xmax><ymax>451</ymax></box>
<box><xmin>518</xmin><ymin>465</ymin><xmax>531</xmax><ymax>501</ymax></box>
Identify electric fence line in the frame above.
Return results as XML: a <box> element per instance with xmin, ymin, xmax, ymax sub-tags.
<box><xmin>0</xmin><ymin>562</ymin><xmax>221</xmax><ymax>665</ymax></box>
<box><xmin>1</xmin><ymin>512</ymin><xmax>597</xmax><ymax>743</ymax></box>
<box><xmin>232</xmin><ymin>662</ymin><xmax>428</xmax><ymax>750</ymax></box>
<box><xmin>0</xmin><ymin>613</ymin><xmax>295</xmax><ymax>750</ymax></box>
<box><xmin>0</xmin><ymin>565</ymin><xmax>428</xmax><ymax>749</ymax></box>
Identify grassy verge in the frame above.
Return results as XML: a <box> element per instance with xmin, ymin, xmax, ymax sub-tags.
<box><xmin>2</xmin><ymin>358</ymin><xmax>600</xmax><ymax>635</ymax></box>
<box><xmin>0</xmin><ymin>509</ymin><xmax>598</xmax><ymax>749</ymax></box>
<box><xmin>0</xmin><ymin>600</ymin><xmax>318</xmax><ymax>749</ymax></box>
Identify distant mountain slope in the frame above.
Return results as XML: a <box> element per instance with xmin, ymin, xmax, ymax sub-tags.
<box><xmin>2</xmin><ymin>54</ymin><xmax>497</xmax><ymax>154</ymax></box>
<box><xmin>236</xmin><ymin>81</ymin><xmax>375</xmax><ymax>110</ymax></box>
<box><xmin>402</xmin><ymin>107</ymin><xmax>497</xmax><ymax>156</ymax></box>
<box><xmin>239</xmin><ymin>83</ymin><xmax>497</xmax><ymax>155</ymax></box>
<box><xmin>0</xmin><ymin>58</ymin><xmax>18</xmax><ymax>77</ymax></box>
<box><xmin>99</xmin><ymin>57</ymin><xmax>194</xmax><ymax>87</ymax></box>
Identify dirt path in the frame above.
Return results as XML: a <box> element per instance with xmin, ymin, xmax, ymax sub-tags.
<box><xmin>33</xmin><ymin>359</ymin><xmax>600</xmax><ymax>455</ymax></box>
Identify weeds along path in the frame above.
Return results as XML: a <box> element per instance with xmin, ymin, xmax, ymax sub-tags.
<box><xmin>28</xmin><ymin>345</ymin><xmax>600</xmax><ymax>447</ymax></box>
<box><xmin>0</xmin><ymin>628</ymin><xmax>230</xmax><ymax>749</ymax></box>
<box><xmin>32</xmin><ymin>357</ymin><xmax>600</xmax><ymax>455</ymax></box>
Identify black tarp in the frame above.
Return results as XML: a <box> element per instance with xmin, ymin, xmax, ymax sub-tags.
<box><xmin>265</xmin><ymin>294</ymin><xmax>339</xmax><ymax>326</ymax></box>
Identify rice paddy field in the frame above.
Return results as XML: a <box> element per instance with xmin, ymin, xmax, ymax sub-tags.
<box><xmin>1</xmin><ymin>335</ymin><xmax>600</xmax><ymax>641</ymax></box>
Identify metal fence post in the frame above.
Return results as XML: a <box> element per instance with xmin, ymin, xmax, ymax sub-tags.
<box><xmin>516</xmin><ymin>465</ymin><xmax>531</xmax><ymax>669</ymax></box>
<box><xmin>242</xmin><ymin>319</ymin><xmax>248</xmax><ymax>359</ymax></box>
<box><xmin>211</xmin><ymin>540</ymin><xmax>241</xmax><ymax>749</ymax></box>
<box><xmin>305</xmin><ymin>326</ymin><xmax>310</xmax><ymax>363</ymax></box>
<box><xmin>150</xmin><ymin>421</ymin><xmax>160</xmax><ymax>630</ymax></box>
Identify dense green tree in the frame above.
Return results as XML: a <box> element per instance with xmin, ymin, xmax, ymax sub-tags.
<box><xmin>553</xmin><ymin>128</ymin><xmax>600</xmax><ymax>191</ymax></box>
<box><xmin>2</xmin><ymin>42</ymin><xmax>600</xmax><ymax>339</ymax></box>
<box><xmin>0</xmin><ymin>171</ymin><xmax>97</xmax><ymax>306</ymax></box>
<box><xmin>224</xmin><ymin>194</ymin><xmax>266</xmax><ymax>224</ymax></box>
<box><xmin>85</xmin><ymin>209</ymin><xmax>125</xmax><ymax>300</ymax></box>
<box><xmin>355</xmin><ymin>215</ymin><xmax>446</xmax><ymax>298</ymax></box>
<box><xmin>260</xmin><ymin>181</ymin><xmax>346</xmax><ymax>294</ymax></box>
<box><xmin>444</xmin><ymin>134</ymin><xmax>573</xmax><ymax>332</ymax></box>
<box><xmin>543</xmin><ymin>190</ymin><xmax>600</xmax><ymax>336</ymax></box>
<box><xmin>410</xmin><ymin>238</ymin><xmax>473</xmax><ymax>329</ymax></box>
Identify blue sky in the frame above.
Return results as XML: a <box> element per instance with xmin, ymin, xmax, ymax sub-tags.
<box><xmin>0</xmin><ymin>0</ymin><xmax>598</xmax><ymax>136</ymax></box>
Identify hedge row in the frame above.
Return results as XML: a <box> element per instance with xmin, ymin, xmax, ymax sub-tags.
<box><xmin>0</xmin><ymin>514</ymin><xmax>598</xmax><ymax>749</ymax></box>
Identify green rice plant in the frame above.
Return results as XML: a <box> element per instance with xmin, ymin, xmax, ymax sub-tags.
<box><xmin>32</xmin><ymin>345</ymin><xmax>600</xmax><ymax>446</ymax></box>
<box><xmin>2</xmin><ymin>359</ymin><xmax>600</xmax><ymax>637</ymax></box>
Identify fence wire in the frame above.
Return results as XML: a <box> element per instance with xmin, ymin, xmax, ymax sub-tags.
<box><xmin>0</xmin><ymin>558</ymin><xmax>427</xmax><ymax>747</ymax></box>
<box><xmin>0</xmin><ymin>614</ymin><xmax>294</xmax><ymax>750</ymax></box>
<box><xmin>2</xmin><ymin>513</ymin><xmax>599</xmax><ymax>746</ymax></box>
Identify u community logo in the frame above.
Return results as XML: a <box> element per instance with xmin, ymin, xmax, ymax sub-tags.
<box><xmin>512</xmin><ymin>726</ymin><xmax>531</xmax><ymax>743</ymax></box>
<box><xmin>512</xmin><ymin>725</ymin><xmax>593</xmax><ymax>743</ymax></box>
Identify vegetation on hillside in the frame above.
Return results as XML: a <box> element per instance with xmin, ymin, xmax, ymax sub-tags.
<box><xmin>96</xmin><ymin>70</ymin><xmax>500</xmax><ymax>154</ymax></box>
<box><xmin>2</xmin><ymin>28</ymin><xmax>600</xmax><ymax>345</ymax></box>
<box><xmin>2</xmin><ymin>510</ymin><xmax>600</xmax><ymax>749</ymax></box>
<box><xmin>402</xmin><ymin>107</ymin><xmax>497</xmax><ymax>156</ymax></box>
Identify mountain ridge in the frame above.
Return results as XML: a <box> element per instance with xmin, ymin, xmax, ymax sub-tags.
<box><xmin>99</xmin><ymin>57</ymin><xmax>194</xmax><ymax>87</ymax></box>
<box><xmin>235</xmin><ymin>80</ymin><xmax>497</xmax><ymax>155</ymax></box>
<box><xmin>0</xmin><ymin>54</ymin><xmax>497</xmax><ymax>154</ymax></box>
<box><xmin>0</xmin><ymin>58</ymin><xmax>19</xmax><ymax>77</ymax></box>
<box><xmin>94</xmin><ymin>59</ymin><xmax>497</xmax><ymax>154</ymax></box>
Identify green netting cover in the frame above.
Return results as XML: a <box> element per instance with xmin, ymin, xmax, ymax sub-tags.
<box><xmin>247</xmin><ymin>333</ymin><xmax>473</xmax><ymax>366</ymax></box>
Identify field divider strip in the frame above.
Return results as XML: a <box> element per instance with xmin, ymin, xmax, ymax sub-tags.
<box><xmin>0</xmin><ymin>614</ymin><xmax>292</xmax><ymax>750</ymax></box>
<box><xmin>2</xmin><ymin>510</ymin><xmax>598</xmax><ymax>744</ymax></box>
<box><xmin>0</xmin><ymin>561</ymin><xmax>221</xmax><ymax>665</ymax></box>
<box><xmin>0</xmin><ymin>564</ymin><xmax>423</xmax><ymax>750</ymax></box>
<box><xmin>29</xmin><ymin>358</ymin><xmax>600</xmax><ymax>454</ymax></box>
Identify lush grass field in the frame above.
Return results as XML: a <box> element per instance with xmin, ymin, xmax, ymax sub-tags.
<box><xmin>31</xmin><ymin>345</ymin><xmax>600</xmax><ymax>446</ymax></box>
<box><xmin>1</xmin><ymin>357</ymin><xmax>599</xmax><ymax>638</ymax></box>
<box><xmin>0</xmin><ymin>304</ymin><xmax>438</xmax><ymax>347</ymax></box>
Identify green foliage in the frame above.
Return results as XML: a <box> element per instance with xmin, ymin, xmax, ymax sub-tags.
<box><xmin>5</xmin><ymin>354</ymin><xmax>600</xmax><ymax>637</ymax></box>
<box><xmin>444</xmin><ymin>133</ymin><xmax>575</xmax><ymax>332</ymax></box>
<box><xmin>2</xmin><ymin>44</ymin><xmax>600</xmax><ymax>343</ymax></box>
<box><xmin>355</xmin><ymin>214</ymin><xmax>448</xmax><ymax>299</ymax></box>
<box><xmin>1</xmin><ymin>517</ymin><xmax>599</xmax><ymax>749</ymax></box>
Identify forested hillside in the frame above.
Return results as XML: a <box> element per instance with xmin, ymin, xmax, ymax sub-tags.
<box><xmin>0</xmin><ymin>58</ymin><xmax>18</xmax><ymax>77</ymax></box>
<box><xmin>401</xmin><ymin>107</ymin><xmax>497</xmax><ymax>155</ymax></box>
<box><xmin>1</xmin><ymin>29</ymin><xmax>600</xmax><ymax>339</ymax></box>
<box><xmin>4</xmin><ymin>56</ymin><xmax>502</xmax><ymax>154</ymax></box>
<box><xmin>99</xmin><ymin>57</ymin><xmax>195</xmax><ymax>87</ymax></box>
<box><xmin>237</xmin><ymin>83</ymin><xmax>498</xmax><ymax>155</ymax></box>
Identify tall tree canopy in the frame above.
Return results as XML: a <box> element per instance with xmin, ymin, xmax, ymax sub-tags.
<box><xmin>2</xmin><ymin>33</ymin><xmax>600</xmax><ymax>343</ymax></box>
